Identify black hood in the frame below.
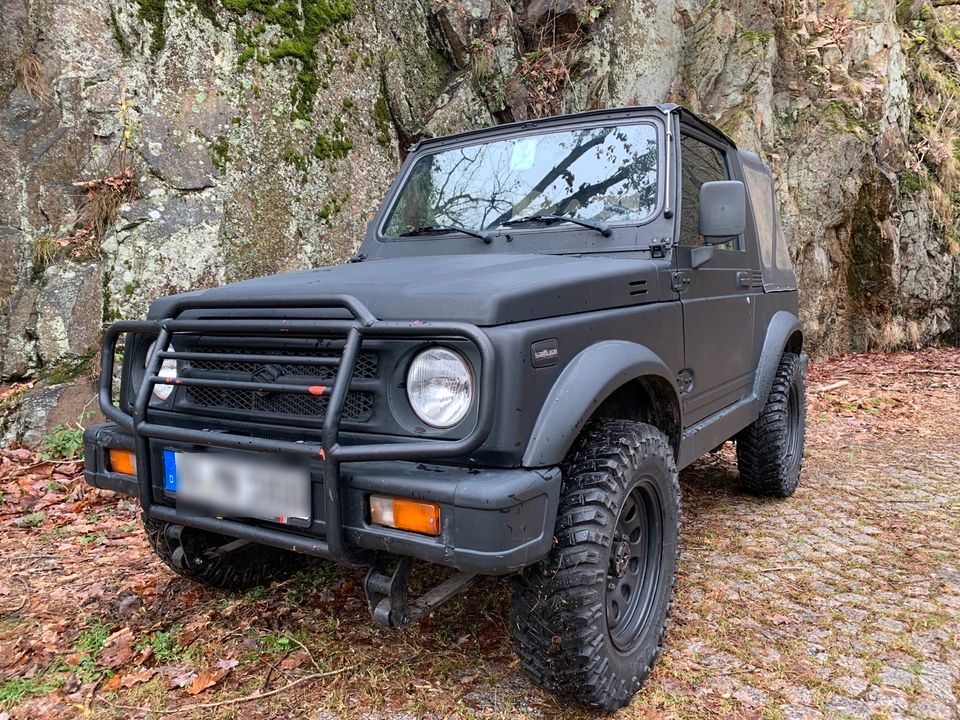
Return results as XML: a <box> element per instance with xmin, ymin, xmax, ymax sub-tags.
<box><xmin>148</xmin><ymin>253</ymin><xmax>660</xmax><ymax>326</ymax></box>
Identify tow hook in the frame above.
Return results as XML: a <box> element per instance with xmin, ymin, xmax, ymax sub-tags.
<box><xmin>364</xmin><ymin>557</ymin><xmax>476</xmax><ymax>628</ymax></box>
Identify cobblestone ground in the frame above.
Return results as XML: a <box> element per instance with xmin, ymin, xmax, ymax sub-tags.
<box><xmin>649</xmin><ymin>350</ymin><xmax>960</xmax><ymax>720</ymax></box>
<box><xmin>1</xmin><ymin>349</ymin><xmax>958</xmax><ymax>719</ymax></box>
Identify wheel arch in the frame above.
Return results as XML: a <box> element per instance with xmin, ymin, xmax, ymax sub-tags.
<box><xmin>521</xmin><ymin>341</ymin><xmax>682</xmax><ymax>467</ymax></box>
<box><xmin>753</xmin><ymin>310</ymin><xmax>804</xmax><ymax>411</ymax></box>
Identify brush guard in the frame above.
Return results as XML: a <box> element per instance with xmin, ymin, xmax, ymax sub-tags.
<box><xmin>98</xmin><ymin>294</ymin><xmax>496</xmax><ymax>566</ymax></box>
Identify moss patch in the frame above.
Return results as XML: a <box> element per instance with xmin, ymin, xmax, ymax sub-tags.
<box><xmin>313</xmin><ymin>133</ymin><xmax>351</xmax><ymax>161</ymax></box>
<box><xmin>313</xmin><ymin>114</ymin><xmax>352</xmax><ymax>160</ymax></box>
<box><xmin>371</xmin><ymin>88</ymin><xmax>392</xmax><ymax>148</ymax></box>
<box><xmin>223</xmin><ymin>0</ymin><xmax>355</xmax><ymax>119</ymax></box>
<box><xmin>899</xmin><ymin>170</ymin><xmax>924</xmax><ymax>195</ymax></box>
<box><xmin>135</xmin><ymin>0</ymin><xmax>167</xmax><ymax>54</ymax></box>
<box><xmin>109</xmin><ymin>7</ymin><xmax>132</xmax><ymax>58</ymax></box>
<box><xmin>281</xmin><ymin>145</ymin><xmax>309</xmax><ymax>173</ymax></box>
<box><xmin>318</xmin><ymin>193</ymin><xmax>348</xmax><ymax>220</ymax></box>
<box><xmin>902</xmin><ymin>7</ymin><xmax>960</xmax><ymax>255</ymax></box>
<box><xmin>211</xmin><ymin>137</ymin><xmax>231</xmax><ymax>172</ymax></box>
<box><xmin>38</xmin><ymin>354</ymin><xmax>93</xmax><ymax>386</ymax></box>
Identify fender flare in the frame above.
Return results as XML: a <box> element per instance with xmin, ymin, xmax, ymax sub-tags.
<box><xmin>521</xmin><ymin>340</ymin><xmax>680</xmax><ymax>468</ymax></box>
<box><xmin>752</xmin><ymin>310</ymin><xmax>804</xmax><ymax>410</ymax></box>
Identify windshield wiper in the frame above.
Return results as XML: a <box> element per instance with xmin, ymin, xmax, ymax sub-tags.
<box><xmin>498</xmin><ymin>214</ymin><xmax>612</xmax><ymax>237</ymax></box>
<box><xmin>399</xmin><ymin>224</ymin><xmax>491</xmax><ymax>244</ymax></box>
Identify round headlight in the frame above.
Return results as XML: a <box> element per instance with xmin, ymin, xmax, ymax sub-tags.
<box><xmin>406</xmin><ymin>347</ymin><xmax>473</xmax><ymax>428</ymax></box>
<box><xmin>146</xmin><ymin>341</ymin><xmax>177</xmax><ymax>401</ymax></box>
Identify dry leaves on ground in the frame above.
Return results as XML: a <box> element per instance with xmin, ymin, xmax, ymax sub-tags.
<box><xmin>0</xmin><ymin>348</ymin><xmax>957</xmax><ymax>719</ymax></box>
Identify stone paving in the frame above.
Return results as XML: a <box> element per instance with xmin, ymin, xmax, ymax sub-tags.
<box><xmin>641</xmin><ymin>355</ymin><xmax>960</xmax><ymax>719</ymax></box>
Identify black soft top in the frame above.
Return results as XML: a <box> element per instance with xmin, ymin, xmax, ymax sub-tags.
<box><xmin>412</xmin><ymin>103</ymin><xmax>736</xmax><ymax>154</ymax></box>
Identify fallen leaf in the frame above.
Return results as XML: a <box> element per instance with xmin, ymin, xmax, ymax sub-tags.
<box><xmin>99</xmin><ymin>627</ymin><xmax>134</xmax><ymax>669</ymax></box>
<box><xmin>186</xmin><ymin>668</ymin><xmax>227</xmax><ymax>695</ymax></box>
<box><xmin>120</xmin><ymin>668</ymin><xmax>157</xmax><ymax>688</ymax></box>
<box><xmin>279</xmin><ymin>653</ymin><xmax>306</xmax><ymax>671</ymax></box>
<box><xmin>134</xmin><ymin>644</ymin><xmax>154</xmax><ymax>665</ymax></box>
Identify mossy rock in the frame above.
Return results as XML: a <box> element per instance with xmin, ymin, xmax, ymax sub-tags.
<box><xmin>223</xmin><ymin>0</ymin><xmax>355</xmax><ymax>119</ymax></box>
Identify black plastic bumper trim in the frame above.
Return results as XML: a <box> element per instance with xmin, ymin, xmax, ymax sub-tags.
<box><xmin>83</xmin><ymin>422</ymin><xmax>562</xmax><ymax>575</ymax></box>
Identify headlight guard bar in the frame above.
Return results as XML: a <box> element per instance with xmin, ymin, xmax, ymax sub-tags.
<box><xmin>97</xmin><ymin>294</ymin><xmax>496</xmax><ymax>565</ymax></box>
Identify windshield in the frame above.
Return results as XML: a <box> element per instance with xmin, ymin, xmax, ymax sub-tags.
<box><xmin>383</xmin><ymin>123</ymin><xmax>660</xmax><ymax>236</ymax></box>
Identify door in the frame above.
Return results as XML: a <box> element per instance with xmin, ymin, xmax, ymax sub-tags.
<box><xmin>676</xmin><ymin>132</ymin><xmax>756</xmax><ymax>426</ymax></box>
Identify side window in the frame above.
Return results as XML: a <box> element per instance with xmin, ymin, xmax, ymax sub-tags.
<box><xmin>679</xmin><ymin>134</ymin><xmax>729</xmax><ymax>247</ymax></box>
<box><xmin>774</xmin><ymin>212</ymin><xmax>793</xmax><ymax>270</ymax></box>
<box><xmin>742</xmin><ymin>165</ymin><xmax>775</xmax><ymax>270</ymax></box>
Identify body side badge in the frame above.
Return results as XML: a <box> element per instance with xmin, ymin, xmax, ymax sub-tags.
<box><xmin>531</xmin><ymin>339</ymin><xmax>560</xmax><ymax>368</ymax></box>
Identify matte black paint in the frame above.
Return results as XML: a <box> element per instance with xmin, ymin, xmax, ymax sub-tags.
<box><xmin>85</xmin><ymin>104</ymin><xmax>802</xmax><ymax>576</ymax></box>
<box><xmin>147</xmin><ymin>254</ymin><xmax>667</xmax><ymax>327</ymax></box>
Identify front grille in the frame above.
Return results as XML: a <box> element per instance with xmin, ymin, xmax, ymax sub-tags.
<box><xmin>190</xmin><ymin>346</ymin><xmax>378</xmax><ymax>381</ymax></box>
<box><xmin>185</xmin><ymin>385</ymin><xmax>375</xmax><ymax>421</ymax></box>
<box><xmin>178</xmin><ymin>343</ymin><xmax>379</xmax><ymax>423</ymax></box>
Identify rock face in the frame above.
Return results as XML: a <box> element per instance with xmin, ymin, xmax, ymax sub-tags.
<box><xmin>6</xmin><ymin>379</ymin><xmax>102</xmax><ymax>449</ymax></box>
<box><xmin>1</xmin><ymin>0</ymin><xmax>959</xmax><ymax>444</ymax></box>
<box><xmin>36</xmin><ymin>261</ymin><xmax>104</xmax><ymax>365</ymax></box>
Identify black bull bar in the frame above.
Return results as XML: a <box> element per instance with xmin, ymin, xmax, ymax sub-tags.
<box><xmin>98</xmin><ymin>294</ymin><xmax>496</xmax><ymax>565</ymax></box>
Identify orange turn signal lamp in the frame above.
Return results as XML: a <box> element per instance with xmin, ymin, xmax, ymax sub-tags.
<box><xmin>369</xmin><ymin>495</ymin><xmax>440</xmax><ymax>536</ymax></box>
<box><xmin>108</xmin><ymin>448</ymin><xmax>137</xmax><ymax>476</ymax></box>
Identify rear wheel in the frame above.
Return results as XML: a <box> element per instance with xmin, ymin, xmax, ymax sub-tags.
<box><xmin>736</xmin><ymin>351</ymin><xmax>806</xmax><ymax>497</ymax></box>
<box><xmin>143</xmin><ymin>515</ymin><xmax>300</xmax><ymax>590</ymax></box>
<box><xmin>510</xmin><ymin>420</ymin><xmax>680</xmax><ymax>710</ymax></box>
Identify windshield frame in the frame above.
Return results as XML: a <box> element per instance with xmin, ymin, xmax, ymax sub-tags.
<box><xmin>374</xmin><ymin>116</ymin><xmax>666</xmax><ymax>249</ymax></box>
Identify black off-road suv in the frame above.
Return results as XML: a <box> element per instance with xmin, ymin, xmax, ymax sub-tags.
<box><xmin>84</xmin><ymin>104</ymin><xmax>806</xmax><ymax>709</ymax></box>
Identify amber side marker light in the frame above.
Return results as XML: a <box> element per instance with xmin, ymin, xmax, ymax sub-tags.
<box><xmin>369</xmin><ymin>495</ymin><xmax>440</xmax><ymax>536</ymax></box>
<box><xmin>108</xmin><ymin>448</ymin><xmax>137</xmax><ymax>475</ymax></box>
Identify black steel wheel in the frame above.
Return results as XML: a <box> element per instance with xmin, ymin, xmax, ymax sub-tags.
<box><xmin>737</xmin><ymin>352</ymin><xmax>806</xmax><ymax>497</ymax></box>
<box><xmin>606</xmin><ymin>482</ymin><xmax>664</xmax><ymax>653</ymax></box>
<box><xmin>510</xmin><ymin>420</ymin><xmax>680</xmax><ymax>710</ymax></box>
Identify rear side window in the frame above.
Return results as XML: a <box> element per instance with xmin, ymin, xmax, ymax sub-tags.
<box><xmin>775</xmin><ymin>218</ymin><xmax>792</xmax><ymax>269</ymax></box>
<box><xmin>742</xmin><ymin>165</ymin><xmax>775</xmax><ymax>269</ymax></box>
<box><xmin>679</xmin><ymin>135</ymin><xmax>728</xmax><ymax>247</ymax></box>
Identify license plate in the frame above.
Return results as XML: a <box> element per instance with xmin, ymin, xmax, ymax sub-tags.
<box><xmin>163</xmin><ymin>450</ymin><xmax>311</xmax><ymax>525</ymax></box>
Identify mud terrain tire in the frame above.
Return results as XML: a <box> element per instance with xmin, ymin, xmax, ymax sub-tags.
<box><xmin>736</xmin><ymin>351</ymin><xmax>806</xmax><ymax>497</ymax></box>
<box><xmin>510</xmin><ymin>420</ymin><xmax>680</xmax><ymax>710</ymax></box>
<box><xmin>143</xmin><ymin>515</ymin><xmax>299</xmax><ymax>590</ymax></box>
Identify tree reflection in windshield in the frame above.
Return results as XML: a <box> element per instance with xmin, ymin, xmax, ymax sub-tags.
<box><xmin>384</xmin><ymin>124</ymin><xmax>659</xmax><ymax>236</ymax></box>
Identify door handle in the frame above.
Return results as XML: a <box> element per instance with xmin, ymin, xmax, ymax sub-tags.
<box><xmin>736</xmin><ymin>271</ymin><xmax>751</xmax><ymax>290</ymax></box>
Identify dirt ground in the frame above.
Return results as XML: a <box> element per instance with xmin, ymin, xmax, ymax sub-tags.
<box><xmin>1</xmin><ymin>349</ymin><xmax>958</xmax><ymax>720</ymax></box>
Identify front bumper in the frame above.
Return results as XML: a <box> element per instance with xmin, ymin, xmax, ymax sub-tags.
<box><xmin>84</xmin><ymin>422</ymin><xmax>561</xmax><ymax>575</ymax></box>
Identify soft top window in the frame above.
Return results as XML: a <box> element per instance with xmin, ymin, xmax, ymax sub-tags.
<box><xmin>743</xmin><ymin>165</ymin><xmax>775</xmax><ymax>270</ymax></box>
<box><xmin>741</xmin><ymin>157</ymin><xmax>796</xmax><ymax>291</ymax></box>
<box><xmin>775</xmin><ymin>218</ymin><xmax>792</xmax><ymax>270</ymax></box>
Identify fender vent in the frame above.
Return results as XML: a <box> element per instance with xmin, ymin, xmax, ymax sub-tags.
<box><xmin>751</xmin><ymin>271</ymin><xmax>764</xmax><ymax>290</ymax></box>
<box><xmin>629</xmin><ymin>279</ymin><xmax>649</xmax><ymax>297</ymax></box>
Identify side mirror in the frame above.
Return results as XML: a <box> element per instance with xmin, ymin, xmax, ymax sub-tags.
<box><xmin>699</xmin><ymin>180</ymin><xmax>746</xmax><ymax>244</ymax></box>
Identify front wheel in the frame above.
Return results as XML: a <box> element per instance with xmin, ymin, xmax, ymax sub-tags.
<box><xmin>510</xmin><ymin>420</ymin><xmax>680</xmax><ymax>710</ymax></box>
